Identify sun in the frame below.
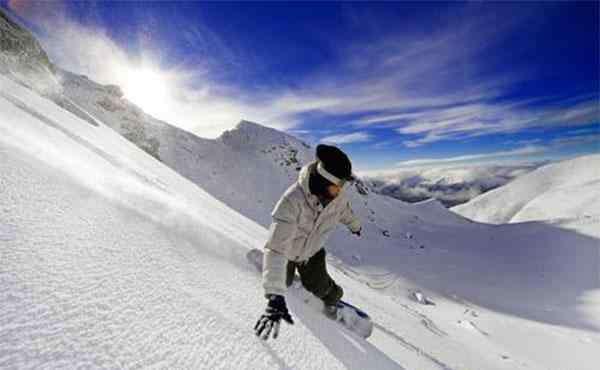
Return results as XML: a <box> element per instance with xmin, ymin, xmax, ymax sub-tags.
<box><xmin>121</xmin><ymin>67</ymin><xmax>171</xmax><ymax>118</ymax></box>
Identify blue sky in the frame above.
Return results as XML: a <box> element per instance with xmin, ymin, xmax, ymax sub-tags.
<box><xmin>3</xmin><ymin>1</ymin><xmax>599</xmax><ymax>171</ymax></box>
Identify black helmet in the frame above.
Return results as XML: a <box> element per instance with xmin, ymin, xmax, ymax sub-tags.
<box><xmin>309</xmin><ymin>144</ymin><xmax>354</xmax><ymax>198</ymax></box>
<box><xmin>315</xmin><ymin>144</ymin><xmax>353</xmax><ymax>182</ymax></box>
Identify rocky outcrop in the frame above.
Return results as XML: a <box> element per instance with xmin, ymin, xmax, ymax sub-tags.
<box><xmin>0</xmin><ymin>9</ymin><xmax>58</xmax><ymax>94</ymax></box>
<box><xmin>57</xmin><ymin>68</ymin><xmax>161</xmax><ymax>160</ymax></box>
<box><xmin>0</xmin><ymin>10</ymin><xmax>52</xmax><ymax>71</ymax></box>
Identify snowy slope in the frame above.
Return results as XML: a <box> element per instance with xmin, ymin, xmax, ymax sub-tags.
<box><xmin>4</xmin><ymin>68</ymin><xmax>600</xmax><ymax>370</ymax></box>
<box><xmin>48</xmin><ymin>90</ymin><xmax>600</xmax><ymax>368</ymax></box>
<box><xmin>452</xmin><ymin>155</ymin><xmax>600</xmax><ymax>228</ymax></box>
<box><xmin>0</xmin><ymin>74</ymin><xmax>403</xmax><ymax>369</ymax></box>
<box><xmin>2</xmin><ymin>9</ymin><xmax>600</xmax><ymax>369</ymax></box>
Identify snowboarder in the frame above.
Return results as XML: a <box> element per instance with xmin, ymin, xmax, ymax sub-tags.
<box><xmin>254</xmin><ymin>144</ymin><xmax>362</xmax><ymax>340</ymax></box>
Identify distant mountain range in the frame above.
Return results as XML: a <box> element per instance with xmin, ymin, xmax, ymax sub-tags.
<box><xmin>362</xmin><ymin>163</ymin><xmax>547</xmax><ymax>207</ymax></box>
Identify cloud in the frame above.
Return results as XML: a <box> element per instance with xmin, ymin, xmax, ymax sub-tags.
<box><xmin>549</xmin><ymin>132</ymin><xmax>600</xmax><ymax>148</ymax></box>
<box><xmin>391</xmin><ymin>131</ymin><xmax>599</xmax><ymax>168</ymax></box>
<box><xmin>396</xmin><ymin>145</ymin><xmax>547</xmax><ymax>167</ymax></box>
<box><xmin>565</xmin><ymin>127</ymin><xmax>600</xmax><ymax>136</ymax></box>
<box><xmin>361</xmin><ymin>162</ymin><xmax>545</xmax><ymax>207</ymax></box>
<box><xmin>266</xmin><ymin>4</ymin><xmax>533</xmax><ymax>119</ymax></box>
<box><xmin>388</xmin><ymin>97</ymin><xmax>599</xmax><ymax>147</ymax></box>
<box><xmin>505</xmin><ymin>138</ymin><xmax>543</xmax><ymax>146</ymax></box>
<box><xmin>262</xmin><ymin>5</ymin><xmax>598</xmax><ymax>147</ymax></box>
<box><xmin>272</xmin><ymin>4</ymin><xmax>597</xmax><ymax>148</ymax></box>
<box><xmin>320</xmin><ymin>131</ymin><xmax>373</xmax><ymax>144</ymax></box>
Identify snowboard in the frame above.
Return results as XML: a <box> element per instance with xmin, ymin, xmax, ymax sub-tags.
<box><xmin>247</xmin><ymin>248</ymin><xmax>373</xmax><ymax>338</ymax></box>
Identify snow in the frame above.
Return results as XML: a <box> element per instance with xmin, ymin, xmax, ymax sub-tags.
<box><xmin>0</xmin><ymin>74</ymin><xmax>403</xmax><ymax>369</ymax></box>
<box><xmin>1</xmin><ymin>28</ymin><xmax>599</xmax><ymax>369</ymax></box>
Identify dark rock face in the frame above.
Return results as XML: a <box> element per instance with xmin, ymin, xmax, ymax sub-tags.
<box><xmin>120</xmin><ymin>115</ymin><xmax>161</xmax><ymax>160</ymax></box>
<box><xmin>0</xmin><ymin>10</ymin><xmax>54</xmax><ymax>75</ymax></box>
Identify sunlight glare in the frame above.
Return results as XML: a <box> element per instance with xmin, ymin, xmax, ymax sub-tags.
<box><xmin>121</xmin><ymin>67</ymin><xmax>171</xmax><ymax>118</ymax></box>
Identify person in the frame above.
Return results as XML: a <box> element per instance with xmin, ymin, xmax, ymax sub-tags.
<box><xmin>254</xmin><ymin>144</ymin><xmax>362</xmax><ymax>340</ymax></box>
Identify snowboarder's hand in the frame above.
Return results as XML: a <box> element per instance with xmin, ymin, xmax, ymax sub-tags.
<box><xmin>351</xmin><ymin>227</ymin><xmax>362</xmax><ymax>237</ymax></box>
<box><xmin>254</xmin><ymin>294</ymin><xmax>294</xmax><ymax>340</ymax></box>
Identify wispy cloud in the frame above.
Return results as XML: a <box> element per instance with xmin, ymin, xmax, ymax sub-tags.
<box><xmin>549</xmin><ymin>132</ymin><xmax>600</xmax><ymax>148</ymax></box>
<box><xmin>395</xmin><ymin>98</ymin><xmax>599</xmax><ymax>147</ymax></box>
<box><xmin>564</xmin><ymin>127</ymin><xmax>600</xmax><ymax>136</ymax></box>
<box><xmin>272</xmin><ymin>5</ymin><xmax>598</xmax><ymax>147</ymax></box>
<box><xmin>505</xmin><ymin>138</ymin><xmax>543</xmax><ymax>146</ymax></box>
<box><xmin>320</xmin><ymin>131</ymin><xmax>373</xmax><ymax>144</ymax></box>
<box><xmin>270</xmin><ymin>5</ymin><xmax>532</xmax><ymax>119</ymax></box>
<box><xmin>394</xmin><ymin>131</ymin><xmax>599</xmax><ymax>168</ymax></box>
<box><xmin>265</xmin><ymin>5</ymin><xmax>597</xmax><ymax>150</ymax></box>
<box><xmin>396</xmin><ymin>145</ymin><xmax>547</xmax><ymax>167</ymax></box>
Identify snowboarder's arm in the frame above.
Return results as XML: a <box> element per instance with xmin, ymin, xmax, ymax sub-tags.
<box><xmin>262</xmin><ymin>249</ymin><xmax>288</xmax><ymax>297</ymax></box>
<box><xmin>262</xmin><ymin>196</ymin><xmax>298</xmax><ymax>297</ymax></box>
<box><xmin>339</xmin><ymin>199</ymin><xmax>361</xmax><ymax>233</ymax></box>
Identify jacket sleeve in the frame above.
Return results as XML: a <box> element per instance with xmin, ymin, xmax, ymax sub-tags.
<box><xmin>262</xmin><ymin>196</ymin><xmax>298</xmax><ymax>297</ymax></box>
<box><xmin>262</xmin><ymin>248</ymin><xmax>288</xmax><ymax>297</ymax></box>
<box><xmin>339</xmin><ymin>199</ymin><xmax>361</xmax><ymax>233</ymax></box>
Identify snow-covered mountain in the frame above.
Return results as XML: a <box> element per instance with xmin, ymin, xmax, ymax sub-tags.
<box><xmin>362</xmin><ymin>163</ymin><xmax>544</xmax><ymax>207</ymax></box>
<box><xmin>2</xmin><ymin>9</ymin><xmax>599</xmax><ymax>370</ymax></box>
<box><xmin>452</xmin><ymin>155</ymin><xmax>600</xmax><ymax>229</ymax></box>
<box><xmin>54</xmin><ymin>68</ymin><xmax>318</xmax><ymax>226</ymax></box>
<box><xmin>0</xmin><ymin>11</ymin><xmax>315</xmax><ymax>226</ymax></box>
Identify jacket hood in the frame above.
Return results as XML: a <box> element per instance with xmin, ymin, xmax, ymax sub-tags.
<box><xmin>298</xmin><ymin>161</ymin><xmax>314</xmax><ymax>193</ymax></box>
<box><xmin>298</xmin><ymin>161</ymin><xmax>320</xmax><ymax>211</ymax></box>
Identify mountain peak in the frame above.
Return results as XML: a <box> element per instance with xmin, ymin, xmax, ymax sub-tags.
<box><xmin>219</xmin><ymin>119</ymin><xmax>298</xmax><ymax>149</ymax></box>
<box><xmin>236</xmin><ymin>119</ymin><xmax>265</xmax><ymax>129</ymax></box>
<box><xmin>234</xmin><ymin>119</ymin><xmax>281</xmax><ymax>135</ymax></box>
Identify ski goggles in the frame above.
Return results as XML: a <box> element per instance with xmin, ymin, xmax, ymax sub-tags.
<box><xmin>316</xmin><ymin>161</ymin><xmax>355</xmax><ymax>188</ymax></box>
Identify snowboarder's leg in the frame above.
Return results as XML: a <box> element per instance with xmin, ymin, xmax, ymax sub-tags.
<box><xmin>297</xmin><ymin>248</ymin><xmax>343</xmax><ymax>307</ymax></box>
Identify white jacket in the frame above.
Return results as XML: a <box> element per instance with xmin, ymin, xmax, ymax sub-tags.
<box><xmin>262</xmin><ymin>160</ymin><xmax>361</xmax><ymax>296</ymax></box>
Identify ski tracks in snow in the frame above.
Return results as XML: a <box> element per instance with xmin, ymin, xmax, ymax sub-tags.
<box><xmin>328</xmin><ymin>259</ymin><xmax>456</xmax><ymax>369</ymax></box>
<box><xmin>373</xmin><ymin>323</ymin><xmax>454</xmax><ymax>370</ymax></box>
<box><xmin>397</xmin><ymin>303</ymin><xmax>448</xmax><ymax>338</ymax></box>
<box><xmin>330</xmin><ymin>260</ymin><xmax>449</xmax><ymax>339</ymax></box>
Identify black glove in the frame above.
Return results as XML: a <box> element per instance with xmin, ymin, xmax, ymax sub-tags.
<box><xmin>254</xmin><ymin>294</ymin><xmax>294</xmax><ymax>340</ymax></box>
<box><xmin>351</xmin><ymin>227</ymin><xmax>362</xmax><ymax>237</ymax></box>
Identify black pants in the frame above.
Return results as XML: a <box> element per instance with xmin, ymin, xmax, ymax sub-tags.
<box><xmin>285</xmin><ymin>248</ymin><xmax>343</xmax><ymax>306</ymax></box>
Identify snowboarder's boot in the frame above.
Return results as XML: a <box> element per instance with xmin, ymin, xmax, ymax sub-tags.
<box><xmin>321</xmin><ymin>280</ymin><xmax>344</xmax><ymax>320</ymax></box>
<box><xmin>323</xmin><ymin>303</ymin><xmax>341</xmax><ymax>320</ymax></box>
